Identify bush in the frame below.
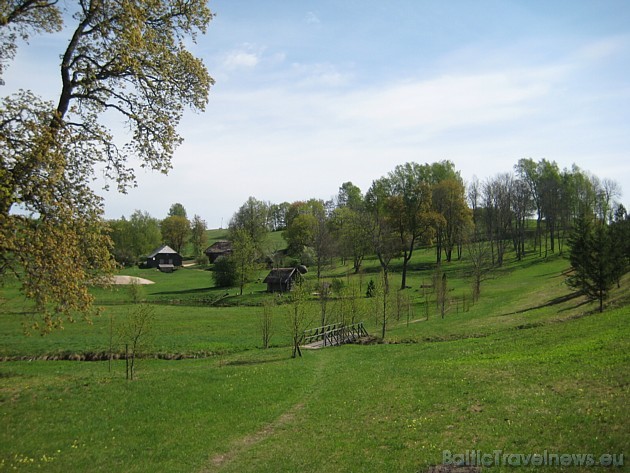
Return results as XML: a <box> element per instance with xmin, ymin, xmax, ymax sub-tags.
<box><xmin>212</xmin><ymin>256</ymin><xmax>237</xmax><ymax>287</ymax></box>
<box><xmin>331</xmin><ymin>278</ymin><xmax>345</xmax><ymax>294</ymax></box>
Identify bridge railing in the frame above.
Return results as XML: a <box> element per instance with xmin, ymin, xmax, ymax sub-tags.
<box><xmin>303</xmin><ymin>321</ymin><xmax>368</xmax><ymax>347</ymax></box>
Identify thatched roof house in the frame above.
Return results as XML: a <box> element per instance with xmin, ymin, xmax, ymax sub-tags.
<box><xmin>263</xmin><ymin>266</ymin><xmax>307</xmax><ymax>292</ymax></box>
<box><xmin>204</xmin><ymin>240</ymin><xmax>232</xmax><ymax>263</ymax></box>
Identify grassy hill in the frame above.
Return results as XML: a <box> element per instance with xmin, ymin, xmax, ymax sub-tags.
<box><xmin>0</xmin><ymin>244</ymin><xmax>628</xmax><ymax>472</ymax></box>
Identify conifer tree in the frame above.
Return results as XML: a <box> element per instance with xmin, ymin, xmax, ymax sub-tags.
<box><xmin>567</xmin><ymin>215</ymin><xmax>616</xmax><ymax>312</ymax></box>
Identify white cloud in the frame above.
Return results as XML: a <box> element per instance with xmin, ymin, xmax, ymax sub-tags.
<box><xmin>221</xmin><ymin>45</ymin><xmax>263</xmax><ymax>69</ymax></box>
<box><xmin>306</xmin><ymin>12</ymin><xmax>321</xmax><ymax>25</ymax></box>
<box><xmin>335</xmin><ymin>69</ymin><xmax>557</xmax><ymax>136</ymax></box>
<box><xmin>575</xmin><ymin>35</ymin><xmax>630</xmax><ymax>62</ymax></box>
<box><xmin>222</xmin><ymin>51</ymin><xmax>259</xmax><ymax>69</ymax></box>
<box><xmin>290</xmin><ymin>62</ymin><xmax>353</xmax><ymax>88</ymax></box>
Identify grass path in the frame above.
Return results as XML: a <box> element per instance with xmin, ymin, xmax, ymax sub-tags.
<box><xmin>203</xmin><ymin>402</ymin><xmax>306</xmax><ymax>472</ymax></box>
<box><xmin>200</xmin><ymin>351</ymin><xmax>331</xmax><ymax>472</ymax></box>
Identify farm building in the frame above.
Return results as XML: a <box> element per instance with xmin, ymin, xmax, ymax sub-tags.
<box><xmin>263</xmin><ymin>266</ymin><xmax>307</xmax><ymax>292</ymax></box>
<box><xmin>145</xmin><ymin>245</ymin><xmax>183</xmax><ymax>271</ymax></box>
<box><xmin>205</xmin><ymin>240</ymin><xmax>232</xmax><ymax>263</ymax></box>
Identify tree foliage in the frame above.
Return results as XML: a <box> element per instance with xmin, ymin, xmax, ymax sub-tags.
<box><xmin>1</xmin><ymin>0</ymin><xmax>213</xmax><ymax>330</ymax></box>
<box><xmin>161</xmin><ymin>215</ymin><xmax>189</xmax><ymax>254</ymax></box>
<box><xmin>567</xmin><ymin>215</ymin><xmax>616</xmax><ymax>312</ymax></box>
<box><xmin>366</xmin><ymin>162</ymin><xmax>445</xmax><ymax>290</ymax></box>
<box><xmin>229</xmin><ymin>196</ymin><xmax>269</xmax><ymax>251</ymax></box>
<box><xmin>282</xmin><ymin>199</ymin><xmax>329</xmax><ymax>266</ymax></box>
<box><xmin>189</xmin><ymin>214</ymin><xmax>207</xmax><ymax>262</ymax></box>
<box><xmin>433</xmin><ymin>177</ymin><xmax>472</xmax><ymax>263</ymax></box>
<box><xmin>0</xmin><ymin>0</ymin><xmax>63</xmax><ymax>84</ymax></box>
<box><xmin>109</xmin><ymin>210</ymin><xmax>162</xmax><ymax>264</ymax></box>
<box><xmin>168</xmin><ymin>203</ymin><xmax>187</xmax><ymax>219</ymax></box>
<box><xmin>212</xmin><ymin>256</ymin><xmax>237</xmax><ymax>288</ymax></box>
<box><xmin>230</xmin><ymin>227</ymin><xmax>259</xmax><ymax>296</ymax></box>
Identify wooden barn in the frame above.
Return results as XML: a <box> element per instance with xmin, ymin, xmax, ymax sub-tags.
<box><xmin>145</xmin><ymin>245</ymin><xmax>183</xmax><ymax>271</ymax></box>
<box><xmin>204</xmin><ymin>240</ymin><xmax>232</xmax><ymax>263</ymax></box>
<box><xmin>263</xmin><ymin>266</ymin><xmax>307</xmax><ymax>292</ymax></box>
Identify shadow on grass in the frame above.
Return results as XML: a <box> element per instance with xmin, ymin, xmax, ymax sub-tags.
<box><xmin>0</xmin><ymin>370</ymin><xmax>20</xmax><ymax>379</ymax></box>
<box><xmin>222</xmin><ymin>355</ymin><xmax>287</xmax><ymax>367</ymax></box>
<box><xmin>500</xmin><ymin>291</ymin><xmax>588</xmax><ymax>316</ymax></box>
<box><xmin>152</xmin><ymin>287</ymin><xmax>215</xmax><ymax>296</ymax></box>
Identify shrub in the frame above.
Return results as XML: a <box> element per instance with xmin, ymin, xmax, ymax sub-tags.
<box><xmin>212</xmin><ymin>256</ymin><xmax>237</xmax><ymax>287</ymax></box>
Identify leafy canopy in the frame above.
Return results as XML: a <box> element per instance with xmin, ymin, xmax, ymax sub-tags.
<box><xmin>1</xmin><ymin>0</ymin><xmax>213</xmax><ymax>330</ymax></box>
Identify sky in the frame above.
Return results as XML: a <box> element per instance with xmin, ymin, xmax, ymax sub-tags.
<box><xmin>4</xmin><ymin>0</ymin><xmax>630</xmax><ymax>228</ymax></box>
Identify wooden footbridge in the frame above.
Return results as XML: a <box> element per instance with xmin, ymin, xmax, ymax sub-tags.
<box><xmin>302</xmin><ymin>322</ymin><xmax>369</xmax><ymax>349</ymax></box>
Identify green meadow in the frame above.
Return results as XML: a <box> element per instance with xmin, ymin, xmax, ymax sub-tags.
<box><xmin>1</xmin><ymin>240</ymin><xmax>628</xmax><ymax>472</ymax></box>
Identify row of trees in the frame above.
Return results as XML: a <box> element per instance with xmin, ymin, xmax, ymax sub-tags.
<box><xmin>468</xmin><ymin>159</ymin><xmax>622</xmax><ymax>265</ymax></box>
<box><xmin>228</xmin><ymin>159</ymin><xmax>616</xmax><ymax>278</ymax></box>
<box><xmin>108</xmin><ymin>203</ymin><xmax>207</xmax><ymax>266</ymax></box>
<box><xmin>221</xmin><ymin>158</ymin><xmax>627</xmax><ymax>315</ymax></box>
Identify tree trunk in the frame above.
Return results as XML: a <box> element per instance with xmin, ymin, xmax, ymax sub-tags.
<box><xmin>400</xmin><ymin>247</ymin><xmax>413</xmax><ymax>290</ymax></box>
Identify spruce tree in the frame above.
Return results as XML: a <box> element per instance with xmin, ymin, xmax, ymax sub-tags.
<box><xmin>567</xmin><ymin>215</ymin><xmax>616</xmax><ymax>312</ymax></box>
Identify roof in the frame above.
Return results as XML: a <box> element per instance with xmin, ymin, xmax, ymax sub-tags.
<box><xmin>204</xmin><ymin>240</ymin><xmax>232</xmax><ymax>255</ymax></box>
<box><xmin>147</xmin><ymin>245</ymin><xmax>180</xmax><ymax>258</ymax></box>
<box><xmin>263</xmin><ymin>268</ymin><xmax>299</xmax><ymax>284</ymax></box>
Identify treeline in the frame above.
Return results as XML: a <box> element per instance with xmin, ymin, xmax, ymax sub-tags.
<box><xmin>108</xmin><ymin>203</ymin><xmax>208</xmax><ymax>266</ymax></box>
<box><xmin>106</xmin><ymin>158</ymin><xmax>629</xmax><ymax>310</ymax></box>
<box><xmin>223</xmin><ymin>158</ymin><xmax>629</xmax><ymax>305</ymax></box>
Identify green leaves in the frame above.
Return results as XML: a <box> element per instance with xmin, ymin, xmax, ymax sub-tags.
<box><xmin>1</xmin><ymin>0</ymin><xmax>213</xmax><ymax>330</ymax></box>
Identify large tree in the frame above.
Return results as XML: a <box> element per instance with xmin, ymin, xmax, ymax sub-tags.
<box><xmin>365</xmin><ymin>178</ymin><xmax>401</xmax><ymax>294</ymax></box>
<box><xmin>189</xmin><ymin>214</ymin><xmax>208</xmax><ymax>262</ymax></box>
<box><xmin>268</xmin><ymin>201</ymin><xmax>290</xmax><ymax>231</ymax></box>
<box><xmin>482</xmin><ymin>173</ymin><xmax>513</xmax><ymax>266</ymax></box>
<box><xmin>161</xmin><ymin>215</ymin><xmax>189</xmax><ymax>254</ymax></box>
<box><xmin>1</xmin><ymin>0</ymin><xmax>212</xmax><ymax>329</ymax></box>
<box><xmin>332</xmin><ymin>196</ymin><xmax>372</xmax><ymax>274</ymax></box>
<box><xmin>168</xmin><ymin>203</ymin><xmax>188</xmax><ymax>219</ymax></box>
<box><xmin>229</xmin><ymin>196</ymin><xmax>269</xmax><ymax>251</ymax></box>
<box><xmin>230</xmin><ymin>227</ymin><xmax>259</xmax><ymax>296</ymax></box>
<box><xmin>370</xmin><ymin>163</ymin><xmax>443</xmax><ymax>290</ymax></box>
<box><xmin>282</xmin><ymin>199</ymin><xmax>331</xmax><ymax>268</ymax></box>
<box><xmin>433</xmin><ymin>177</ymin><xmax>471</xmax><ymax>262</ymax></box>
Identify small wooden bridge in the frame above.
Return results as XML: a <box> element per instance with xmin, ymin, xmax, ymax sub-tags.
<box><xmin>302</xmin><ymin>322</ymin><xmax>369</xmax><ymax>349</ymax></box>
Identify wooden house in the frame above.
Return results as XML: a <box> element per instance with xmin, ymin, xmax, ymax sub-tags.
<box><xmin>204</xmin><ymin>240</ymin><xmax>233</xmax><ymax>263</ymax></box>
<box><xmin>145</xmin><ymin>245</ymin><xmax>182</xmax><ymax>270</ymax></box>
<box><xmin>263</xmin><ymin>266</ymin><xmax>307</xmax><ymax>292</ymax></box>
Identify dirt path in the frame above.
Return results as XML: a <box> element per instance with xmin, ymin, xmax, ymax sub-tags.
<box><xmin>200</xmin><ymin>403</ymin><xmax>304</xmax><ymax>473</ymax></box>
<box><xmin>199</xmin><ymin>354</ymin><xmax>329</xmax><ymax>472</ymax></box>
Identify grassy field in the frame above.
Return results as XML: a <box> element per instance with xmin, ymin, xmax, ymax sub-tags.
<box><xmin>1</xmin><ymin>240</ymin><xmax>628</xmax><ymax>472</ymax></box>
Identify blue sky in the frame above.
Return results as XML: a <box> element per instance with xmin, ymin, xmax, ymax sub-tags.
<box><xmin>4</xmin><ymin>0</ymin><xmax>630</xmax><ymax>227</ymax></box>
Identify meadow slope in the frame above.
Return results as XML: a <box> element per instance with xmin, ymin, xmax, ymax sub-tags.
<box><xmin>1</xmin><ymin>248</ymin><xmax>628</xmax><ymax>472</ymax></box>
